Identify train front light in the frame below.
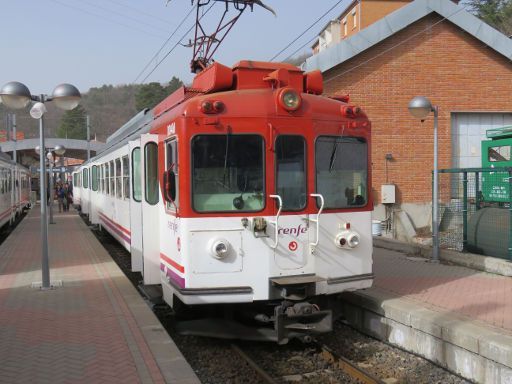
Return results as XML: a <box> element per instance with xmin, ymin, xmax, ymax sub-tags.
<box><xmin>335</xmin><ymin>231</ymin><xmax>360</xmax><ymax>249</ymax></box>
<box><xmin>347</xmin><ymin>233</ymin><xmax>360</xmax><ymax>248</ymax></box>
<box><xmin>277</xmin><ymin>88</ymin><xmax>302</xmax><ymax>111</ymax></box>
<box><xmin>210</xmin><ymin>239</ymin><xmax>230</xmax><ymax>259</ymax></box>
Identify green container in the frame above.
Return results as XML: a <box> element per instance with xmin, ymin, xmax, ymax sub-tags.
<box><xmin>481</xmin><ymin>127</ymin><xmax>512</xmax><ymax>203</ymax></box>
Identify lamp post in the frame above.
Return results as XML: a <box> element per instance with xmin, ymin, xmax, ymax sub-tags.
<box><xmin>0</xmin><ymin>82</ymin><xmax>80</xmax><ymax>289</ymax></box>
<box><xmin>408</xmin><ymin>96</ymin><xmax>439</xmax><ymax>263</ymax></box>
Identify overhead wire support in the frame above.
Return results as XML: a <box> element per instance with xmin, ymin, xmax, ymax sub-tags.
<box><xmin>139</xmin><ymin>3</ymin><xmax>215</xmax><ymax>84</ymax></box>
<box><xmin>190</xmin><ymin>0</ymin><xmax>247</xmax><ymax>73</ymax></box>
<box><xmin>189</xmin><ymin>0</ymin><xmax>276</xmax><ymax>73</ymax></box>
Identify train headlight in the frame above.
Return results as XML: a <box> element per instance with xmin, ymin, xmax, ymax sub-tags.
<box><xmin>335</xmin><ymin>231</ymin><xmax>360</xmax><ymax>249</ymax></box>
<box><xmin>277</xmin><ymin>88</ymin><xmax>302</xmax><ymax>111</ymax></box>
<box><xmin>210</xmin><ymin>239</ymin><xmax>230</xmax><ymax>259</ymax></box>
<box><xmin>348</xmin><ymin>234</ymin><xmax>360</xmax><ymax>248</ymax></box>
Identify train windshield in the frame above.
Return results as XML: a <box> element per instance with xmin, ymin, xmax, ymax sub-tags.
<box><xmin>316</xmin><ymin>136</ymin><xmax>368</xmax><ymax>209</ymax></box>
<box><xmin>192</xmin><ymin>134</ymin><xmax>265</xmax><ymax>212</ymax></box>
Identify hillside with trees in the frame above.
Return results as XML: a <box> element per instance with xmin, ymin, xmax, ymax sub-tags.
<box><xmin>0</xmin><ymin>76</ymin><xmax>184</xmax><ymax>144</ymax></box>
<box><xmin>464</xmin><ymin>0</ymin><xmax>512</xmax><ymax>36</ymax></box>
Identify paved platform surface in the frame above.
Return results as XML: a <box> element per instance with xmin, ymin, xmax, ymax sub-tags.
<box><xmin>0</xmin><ymin>207</ymin><xmax>200</xmax><ymax>384</ymax></box>
<box><xmin>374</xmin><ymin>248</ymin><xmax>512</xmax><ymax>332</ymax></box>
<box><xmin>341</xmin><ymin>246</ymin><xmax>512</xmax><ymax>383</ymax></box>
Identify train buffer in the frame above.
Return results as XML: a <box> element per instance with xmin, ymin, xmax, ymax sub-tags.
<box><xmin>0</xmin><ymin>207</ymin><xmax>200</xmax><ymax>384</ymax></box>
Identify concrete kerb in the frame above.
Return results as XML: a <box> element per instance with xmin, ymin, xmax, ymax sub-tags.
<box><xmin>373</xmin><ymin>237</ymin><xmax>512</xmax><ymax>277</ymax></box>
<box><xmin>339</xmin><ymin>290</ymin><xmax>512</xmax><ymax>384</ymax></box>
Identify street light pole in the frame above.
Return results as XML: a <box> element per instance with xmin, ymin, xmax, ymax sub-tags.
<box><xmin>432</xmin><ymin>105</ymin><xmax>439</xmax><ymax>263</ymax></box>
<box><xmin>86</xmin><ymin>115</ymin><xmax>91</xmax><ymax>161</ymax></box>
<box><xmin>408</xmin><ymin>96</ymin><xmax>440</xmax><ymax>263</ymax></box>
<box><xmin>0</xmin><ymin>82</ymin><xmax>81</xmax><ymax>290</ymax></box>
<box><xmin>38</xmin><ymin>109</ymin><xmax>50</xmax><ymax>288</ymax></box>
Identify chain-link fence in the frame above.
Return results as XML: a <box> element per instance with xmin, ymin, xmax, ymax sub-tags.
<box><xmin>437</xmin><ymin>167</ymin><xmax>512</xmax><ymax>260</ymax></box>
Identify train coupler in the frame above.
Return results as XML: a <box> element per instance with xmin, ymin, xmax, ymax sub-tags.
<box><xmin>274</xmin><ymin>301</ymin><xmax>332</xmax><ymax>345</ymax></box>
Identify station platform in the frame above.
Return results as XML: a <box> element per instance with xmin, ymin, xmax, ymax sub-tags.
<box><xmin>341</xmin><ymin>243</ymin><xmax>512</xmax><ymax>384</ymax></box>
<box><xmin>0</xmin><ymin>207</ymin><xmax>200</xmax><ymax>384</ymax></box>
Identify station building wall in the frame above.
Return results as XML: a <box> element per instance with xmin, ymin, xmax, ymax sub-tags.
<box><xmin>321</xmin><ymin>13</ymin><xmax>512</xmax><ymax>239</ymax></box>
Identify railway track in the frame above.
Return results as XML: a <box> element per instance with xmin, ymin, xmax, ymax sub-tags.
<box><xmin>89</xmin><ymin>219</ymin><xmax>384</xmax><ymax>384</ymax></box>
<box><xmin>88</xmin><ymin>218</ymin><xmax>467</xmax><ymax>384</ymax></box>
<box><xmin>0</xmin><ymin>210</ymin><xmax>27</xmax><ymax>246</ymax></box>
<box><xmin>231</xmin><ymin>340</ymin><xmax>385</xmax><ymax>384</ymax></box>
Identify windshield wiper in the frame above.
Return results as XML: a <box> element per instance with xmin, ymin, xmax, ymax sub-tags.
<box><xmin>222</xmin><ymin>130</ymin><xmax>231</xmax><ymax>187</ymax></box>
<box><xmin>328</xmin><ymin>126</ymin><xmax>346</xmax><ymax>172</ymax></box>
<box><xmin>328</xmin><ymin>139</ymin><xmax>339</xmax><ymax>172</ymax></box>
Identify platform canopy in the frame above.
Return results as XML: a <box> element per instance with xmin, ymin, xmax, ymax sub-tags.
<box><xmin>0</xmin><ymin>138</ymin><xmax>105</xmax><ymax>163</ymax></box>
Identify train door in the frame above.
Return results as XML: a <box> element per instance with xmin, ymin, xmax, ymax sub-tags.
<box><xmin>81</xmin><ymin>167</ymin><xmax>91</xmax><ymax>216</ymax></box>
<box><xmin>272</xmin><ymin>134</ymin><xmax>315</xmax><ymax>273</ymax></box>
<box><xmin>140</xmin><ymin>134</ymin><xmax>161</xmax><ymax>285</ymax></box>
<box><xmin>89</xmin><ymin>164</ymin><xmax>100</xmax><ymax>224</ymax></box>
<box><xmin>129</xmin><ymin>140</ymin><xmax>143</xmax><ymax>272</ymax></box>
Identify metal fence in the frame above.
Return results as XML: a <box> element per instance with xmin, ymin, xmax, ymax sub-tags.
<box><xmin>437</xmin><ymin>167</ymin><xmax>512</xmax><ymax>260</ymax></box>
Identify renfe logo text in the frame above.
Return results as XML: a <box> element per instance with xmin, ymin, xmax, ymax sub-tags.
<box><xmin>278</xmin><ymin>224</ymin><xmax>308</xmax><ymax>237</ymax></box>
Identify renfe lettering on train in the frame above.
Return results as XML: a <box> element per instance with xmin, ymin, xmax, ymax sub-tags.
<box><xmin>278</xmin><ymin>224</ymin><xmax>308</xmax><ymax>237</ymax></box>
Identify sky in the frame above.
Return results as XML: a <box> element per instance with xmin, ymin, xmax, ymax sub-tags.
<box><xmin>0</xmin><ymin>0</ymin><xmax>352</xmax><ymax>94</ymax></box>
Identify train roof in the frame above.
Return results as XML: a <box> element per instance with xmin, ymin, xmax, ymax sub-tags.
<box><xmin>105</xmin><ymin>108</ymin><xmax>150</xmax><ymax>144</ymax></box>
<box><xmin>0</xmin><ymin>152</ymin><xmax>15</xmax><ymax>165</ymax></box>
<box><xmin>486</xmin><ymin>125</ymin><xmax>512</xmax><ymax>140</ymax></box>
<box><xmin>83</xmin><ymin>108</ymin><xmax>154</xmax><ymax>165</ymax></box>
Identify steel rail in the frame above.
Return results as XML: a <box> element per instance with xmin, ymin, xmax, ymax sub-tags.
<box><xmin>320</xmin><ymin>344</ymin><xmax>385</xmax><ymax>384</ymax></box>
<box><xmin>230</xmin><ymin>344</ymin><xmax>278</xmax><ymax>384</ymax></box>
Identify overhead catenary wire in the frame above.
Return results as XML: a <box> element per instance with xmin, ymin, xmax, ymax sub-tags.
<box><xmin>133</xmin><ymin>6</ymin><xmax>196</xmax><ymax>84</ymax></box>
<box><xmin>138</xmin><ymin>2</ymin><xmax>216</xmax><ymax>84</ymax></box>
<box><xmin>282</xmin><ymin>35</ymin><xmax>318</xmax><ymax>63</ymax></box>
<box><xmin>269</xmin><ymin>0</ymin><xmax>345</xmax><ymax>62</ymax></box>
<box><xmin>105</xmin><ymin>0</ymin><xmax>176</xmax><ymax>27</ymax></box>
<box><xmin>77</xmin><ymin>0</ymin><xmax>173</xmax><ymax>34</ymax></box>
<box><xmin>48</xmin><ymin>0</ymin><xmax>167</xmax><ymax>39</ymax></box>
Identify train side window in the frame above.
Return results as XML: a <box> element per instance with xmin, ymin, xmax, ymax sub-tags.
<box><xmin>489</xmin><ymin>145</ymin><xmax>511</xmax><ymax>162</ymax></box>
<box><xmin>165</xmin><ymin>139</ymin><xmax>178</xmax><ymax>209</ymax></box>
<box><xmin>92</xmin><ymin>166</ymin><xmax>98</xmax><ymax>191</ymax></box>
<box><xmin>122</xmin><ymin>155</ymin><xmax>130</xmax><ymax>199</ymax></box>
<box><xmin>132</xmin><ymin>148</ymin><xmax>142</xmax><ymax>202</ymax></box>
<box><xmin>109</xmin><ymin>161</ymin><xmax>115</xmax><ymax>196</ymax></box>
<box><xmin>99</xmin><ymin>165</ymin><xmax>103</xmax><ymax>193</ymax></box>
<box><xmin>144</xmin><ymin>142</ymin><xmax>159</xmax><ymax>205</ymax></box>
<box><xmin>315</xmin><ymin>136</ymin><xmax>368</xmax><ymax>209</ymax></box>
<box><xmin>102</xmin><ymin>164</ymin><xmax>106</xmax><ymax>193</ymax></box>
<box><xmin>115</xmin><ymin>158</ymin><xmax>122</xmax><ymax>198</ymax></box>
<box><xmin>276</xmin><ymin>135</ymin><xmax>306</xmax><ymax>211</ymax></box>
<box><xmin>105</xmin><ymin>163</ymin><xmax>110</xmax><ymax>194</ymax></box>
<box><xmin>83</xmin><ymin>168</ymin><xmax>89</xmax><ymax>189</ymax></box>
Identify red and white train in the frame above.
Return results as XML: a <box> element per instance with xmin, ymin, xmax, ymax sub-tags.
<box><xmin>0</xmin><ymin>152</ymin><xmax>31</xmax><ymax>228</ymax></box>
<box><xmin>73</xmin><ymin>61</ymin><xmax>373</xmax><ymax>343</ymax></box>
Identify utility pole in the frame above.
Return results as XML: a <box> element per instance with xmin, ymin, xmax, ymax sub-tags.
<box><xmin>86</xmin><ymin>115</ymin><xmax>90</xmax><ymax>161</ymax></box>
<box><xmin>11</xmin><ymin>114</ymin><xmax>17</xmax><ymax>164</ymax></box>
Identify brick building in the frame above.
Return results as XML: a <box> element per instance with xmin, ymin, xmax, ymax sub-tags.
<box><xmin>304</xmin><ymin>0</ymin><xmax>512</xmax><ymax>240</ymax></box>
<box><xmin>313</xmin><ymin>0</ymin><xmax>414</xmax><ymax>54</ymax></box>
